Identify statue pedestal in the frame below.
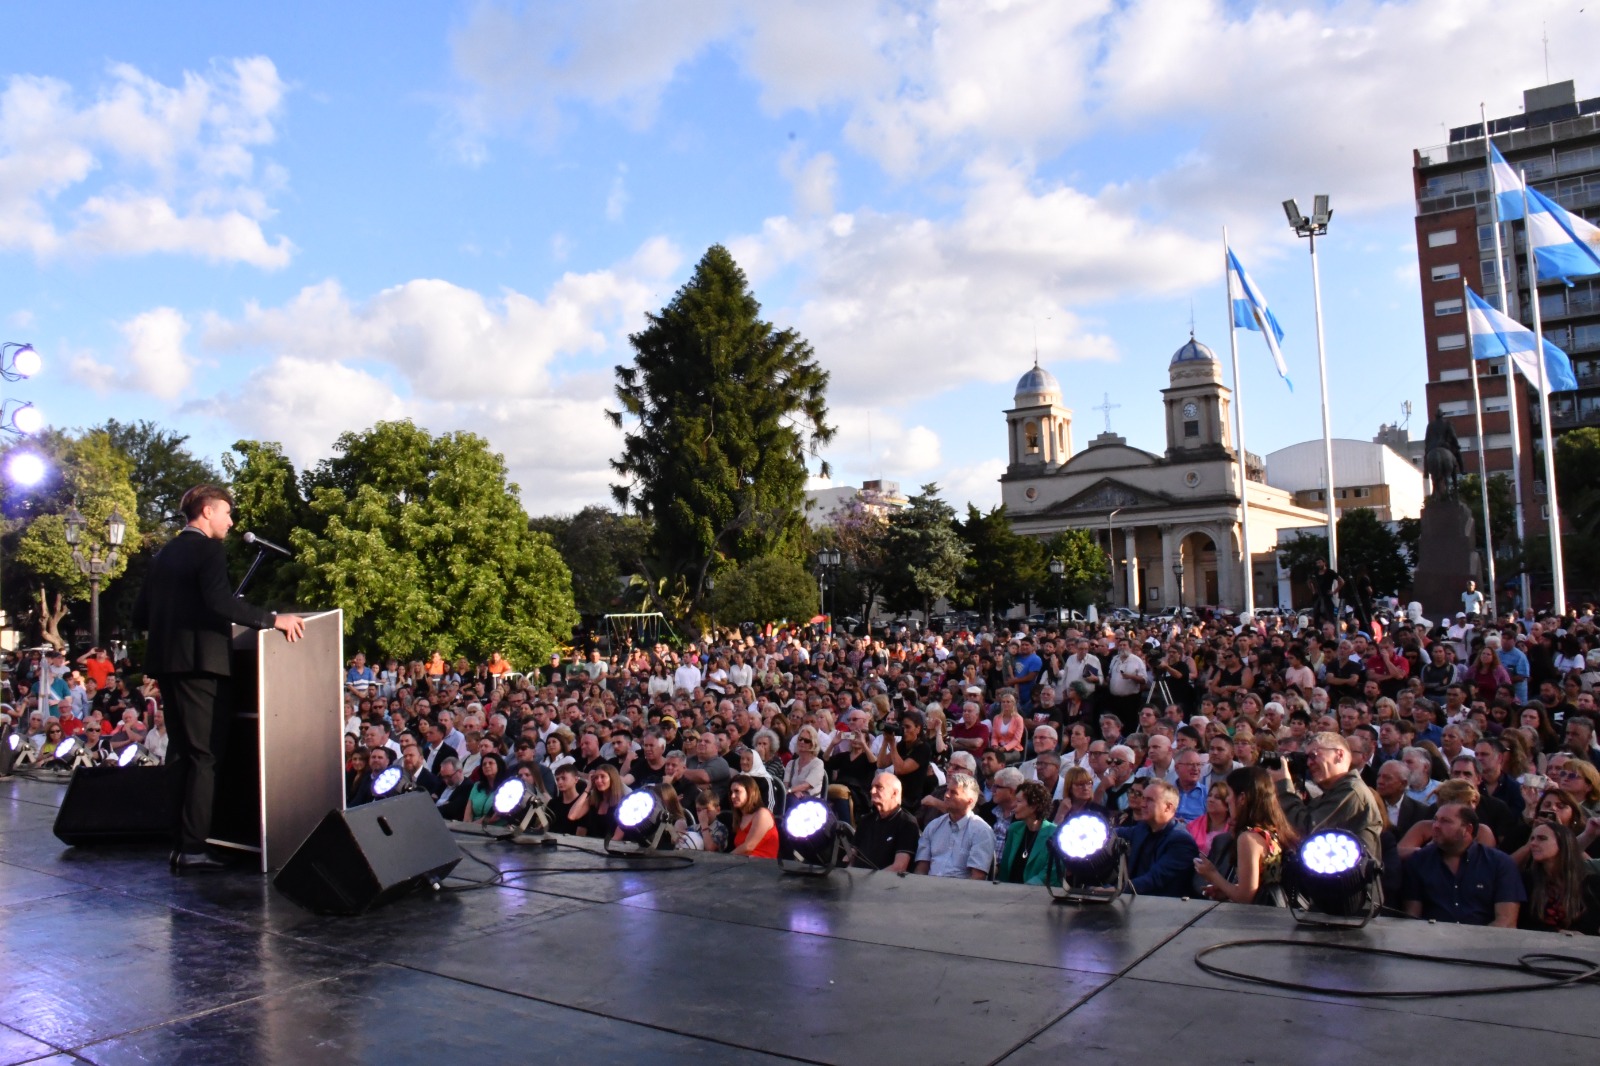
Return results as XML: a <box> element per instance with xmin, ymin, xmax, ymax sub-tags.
<box><xmin>1411</xmin><ymin>495</ymin><xmax>1481</xmax><ymax>623</ymax></box>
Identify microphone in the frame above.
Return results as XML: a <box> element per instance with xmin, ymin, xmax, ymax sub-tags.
<box><xmin>242</xmin><ymin>531</ymin><xmax>293</xmax><ymax>557</ymax></box>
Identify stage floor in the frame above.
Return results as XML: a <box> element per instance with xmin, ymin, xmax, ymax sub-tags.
<box><xmin>1</xmin><ymin>776</ymin><xmax>1597</xmax><ymax>1064</ymax></box>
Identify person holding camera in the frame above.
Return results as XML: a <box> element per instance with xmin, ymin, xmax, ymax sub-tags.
<box><xmin>1269</xmin><ymin>731</ymin><xmax>1385</xmax><ymax>866</ymax></box>
<box><xmin>877</xmin><ymin>707</ymin><xmax>934</xmax><ymax>810</ymax></box>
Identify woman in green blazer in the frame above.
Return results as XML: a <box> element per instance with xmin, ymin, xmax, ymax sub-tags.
<box><xmin>1000</xmin><ymin>780</ymin><xmax>1061</xmax><ymax>886</ymax></box>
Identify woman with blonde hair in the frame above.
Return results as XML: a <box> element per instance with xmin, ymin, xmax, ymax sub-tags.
<box><xmin>784</xmin><ymin>725</ymin><xmax>826</xmax><ymax>799</ymax></box>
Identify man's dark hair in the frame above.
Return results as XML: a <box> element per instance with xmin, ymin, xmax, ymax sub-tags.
<box><xmin>179</xmin><ymin>484</ymin><xmax>234</xmax><ymax>522</ymax></box>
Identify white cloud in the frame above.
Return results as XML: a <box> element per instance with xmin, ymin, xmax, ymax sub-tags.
<box><xmin>779</xmin><ymin>146</ymin><xmax>837</xmax><ymax>216</ymax></box>
<box><xmin>194</xmin><ymin>237</ymin><xmax>687</xmax><ymax>512</ymax></box>
<box><xmin>731</xmin><ymin>161</ymin><xmax>1209</xmax><ymax>405</ymax></box>
<box><xmin>8</xmin><ymin>309</ymin><xmax>33</xmax><ymax>329</ymax></box>
<box><xmin>819</xmin><ymin>406</ymin><xmax>943</xmax><ymax>482</ymax></box>
<box><xmin>606</xmin><ymin>165</ymin><xmax>629</xmax><ymax>222</ymax></box>
<box><xmin>940</xmin><ymin>458</ymin><xmax>1006</xmax><ymax>513</ymax></box>
<box><xmin>0</xmin><ymin>57</ymin><xmax>293</xmax><ymax>267</ymax></box>
<box><xmin>204</xmin><ymin>237</ymin><xmax>682</xmax><ymax>402</ymax></box>
<box><xmin>73</xmin><ymin>306</ymin><xmax>197</xmax><ymax>399</ymax></box>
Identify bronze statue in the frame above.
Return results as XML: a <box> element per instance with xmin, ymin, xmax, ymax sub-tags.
<box><xmin>1423</xmin><ymin>406</ymin><xmax>1462</xmax><ymax>498</ymax></box>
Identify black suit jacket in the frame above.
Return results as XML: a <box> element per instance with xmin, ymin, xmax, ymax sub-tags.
<box><xmin>132</xmin><ymin>528</ymin><xmax>277</xmax><ymax>676</ymax></box>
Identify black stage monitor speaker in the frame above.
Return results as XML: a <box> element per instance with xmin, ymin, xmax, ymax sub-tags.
<box><xmin>274</xmin><ymin>792</ymin><xmax>462</xmax><ymax>915</ymax></box>
<box><xmin>53</xmin><ymin>765</ymin><xmax>170</xmax><ymax>845</ymax></box>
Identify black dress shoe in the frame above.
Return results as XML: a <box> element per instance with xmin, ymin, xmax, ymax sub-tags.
<box><xmin>168</xmin><ymin>850</ymin><xmax>179</xmax><ymax>871</ymax></box>
<box><xmin>173</xmin><ymin>852</ymin><xmax>228</xmax><ymax>873</ymax></box>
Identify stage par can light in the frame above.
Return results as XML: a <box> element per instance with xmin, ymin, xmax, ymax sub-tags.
<box><xmin>372</xmin><ymin>766</ymin><xmax>403</xmax><ymax>797</ymax></box>
<box><xmin>0</xmin><ymin>727</ymin><xmax>20</xmax><ymax>775</ymax></box>
<box><xmin>777</xmin><ymin>798</ymin><xmax>850</xmax><ymax>874</ymax></box>
<box><xmin>611</xmin><ymin>789</ymin><xmax>671</xmax><ymax>851</ymax></box>
<box><xmin>1284</xmin><ymin>829</ymin><xmax>1379</xmax><ymax>926</ymax></box>
<box><xmin>492</xmin><ymin>778</ymin><xmax>528</xmax><ymax>817</ymax></box>
<box><xmin>51</xmin><ymin>735</ymin><xmax>78</xmax><ymax>766</ymax></box>
<box><xmin>1047</xmin><ymin>812</ymin><xmax>1128</xmax><ymax>902</ymax></box>
<box><xmin>115</xmin><ymin>743</ymin><xmax>142</xmax><ymax>768</ymax></box>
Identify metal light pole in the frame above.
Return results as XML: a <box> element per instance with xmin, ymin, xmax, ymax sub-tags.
<box><xmin>1106</xmin><ymin>507</ymin><xmax>1124</xmax><ymax>607</ymax></box>
<box><xmin>1173</xmin><ymin>560</ymin><xmax>1186</xmax><ymax>610</ymax></box>
<box><xmin>65</xmin><ymin>504</ymin><xmax>125</xmax><ymax>649</ymax></box>
<box><xmin>1284</xmin><ymin>195</ymin><xmax>1339</xmax><ymax>570</ymax></box>
<box><xmin>815</xmin><ymin>548</ymin><xmax>840</xmax><ymax>622</ymax></box>
<box><xmin>705</xmin><ymin>576</ymin><xmax>716</xmax><ymax>636</ymax></box>
<box><xmin>1049</xmin><ymin>557</ymin><xmax>1064</xmax><ymax>621</ymax></box>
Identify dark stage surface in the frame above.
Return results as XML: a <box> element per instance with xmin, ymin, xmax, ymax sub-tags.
<box><xmin>1</xmin><ymin>775</ymin><xmax>1598</xmax><ymax>1064</ymax></box>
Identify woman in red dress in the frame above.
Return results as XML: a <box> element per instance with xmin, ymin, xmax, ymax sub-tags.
<box><xmin>729</xmin><ymin>773</ymin><xmax>779</xmax><ymax>859</ymax></box>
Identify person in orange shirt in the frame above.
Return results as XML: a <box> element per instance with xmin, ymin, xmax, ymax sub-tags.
<box><xmin>77</xmin><ymin>647</ymin><xmax>116</xmax><ymax>691</ymax></box>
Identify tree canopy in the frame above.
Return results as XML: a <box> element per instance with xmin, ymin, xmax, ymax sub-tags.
<box><xmin>609</xmin><ymin>244</ymin><xmax>832</xmax><ymax>617</ymax></box>
<box><xmin>529</xmin><ymin>506</ymin><xmax>650</xmax><ymax>617</ymax></box>
<box><xmin>282</xmin><ymin>421</ymin><xmax>577</xmax><ymax>663</ymax></box>
<box><xmin>710</xmin><ymin>554</ymin><xmax>818</xmax><ymax>625</ymax></box>
<box><xmin>1275</xmin><ymin>508</ymin><xmax>1410</xmax><ymax>597</ymax></box>
<box><xmin>880</xmin><ymin>484</ymin><xmax>968</xmax><ymax>618</ymax></box>
<box><xmin>955</xmin><ymin>504</ymin><xmax>1044</xmax><ymax>619</ymax></box>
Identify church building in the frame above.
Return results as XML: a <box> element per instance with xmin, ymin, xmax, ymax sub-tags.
<box><xmin>1000</xmin><ymin>337</ymin><xmax>1328</xmax><ymax>612</ymax></box>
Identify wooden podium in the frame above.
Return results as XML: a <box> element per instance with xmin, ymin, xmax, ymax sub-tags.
<box><xmin>211</xmin><ymin>609</ymin><xmax>346</xmax><ymax>872</ymax></box>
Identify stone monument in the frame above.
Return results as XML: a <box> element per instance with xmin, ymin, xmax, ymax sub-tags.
<box><xmin>1411</xmin><ymin>407</ymin><xmax>1481</xmax><ymax>621</ymax></box>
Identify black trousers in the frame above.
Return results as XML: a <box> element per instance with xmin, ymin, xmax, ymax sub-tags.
<box><xmin>156</xmin><ymin>672</ymin><xmax>230</xmax><ymax>853</ymax></box>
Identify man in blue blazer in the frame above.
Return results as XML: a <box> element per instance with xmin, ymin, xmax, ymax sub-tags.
<box><xmin>1115</xmin><ymin>778</ymin><xmax>1199</xmax><ymax>897</ymax></box>
<box><xmin>133</xmin><ymin>485</ymin><xmax>304</xmax><ymax>872</ymax></box>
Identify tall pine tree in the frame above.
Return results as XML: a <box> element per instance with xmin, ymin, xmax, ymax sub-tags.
<box><xmin>610</xmin><ymin>245</ymin><xmax>832</xmax><ymax>616</ymax></box>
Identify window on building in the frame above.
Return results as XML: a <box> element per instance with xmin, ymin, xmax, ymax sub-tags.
<box><xmin>1439</xmin><ymin>367</ymin><xmax>1469</xmax><ymax>382</ymax></box>
<box><xmin>1431</xmin><ymin>262</ymin><xmax>1461</xmax><ymax>282</ymax></box>
<box><xmin>1183</xmin><ymin>420</ymin><xmax>1199</xmax><ymax>438</ymax></box>
<box><xmin>1438</xmin><ymin>400</ymin><xmax>1471</xmax><ymax>417</ymax></box>
<box><xmin>1428</xmin><ymin>229</ymin><xmax>1458</xmax><ymax>247</ymax></box>
<box><xmin>1437</xmin><ymin>333</ymin><xmax>1466</xmax><ymax>351</ymax></box>
<box><xmin>1434</xmin><ymin>298</ymin><xmax>1463</xmax><ymax>316</ymax></box>
<box><xmin>1353</xmin><ymin>487</ymin><xmax>1370</xmax><ymax>498</ymax></box>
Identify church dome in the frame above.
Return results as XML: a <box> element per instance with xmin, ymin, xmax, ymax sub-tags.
<box><xmin>1170</xmin><ymin>336</ymin><xmax>1217</xmax><ymax>366</ymax></box>
<box><xmin>1014</xmin><ymin>363</ymin><xmax>1061</xmax><ymax>405</ymax></box>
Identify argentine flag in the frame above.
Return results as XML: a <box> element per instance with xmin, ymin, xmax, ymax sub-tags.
<box><xmin>1465</xmin><ymin>287</ymin><xmax>1579</xmax><ymax>395</ymax></box>
<box><xmin>1486</xmin><ymin>143</ymin><xmax>1525</xmax><ymax>221</ymax></box>
<box><xmin>1225</xmin><ymin>247</ymin><xmax>1291</xmax><ymax>390</ymax></box>
<box><xmin>1525</xmin><ymin>186</ymin><xmax>1600</xmax><ymax>285</ymax></box>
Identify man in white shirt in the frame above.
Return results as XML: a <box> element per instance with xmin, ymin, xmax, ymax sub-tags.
<box><xmin>672</xmin><ymin>655</ymin><xmax>703</xmax><ymax>695</ymax></box>
<box><xmin>1461</xmin><ymin>580</ymin><xmax>1485</xmax><ymax>618</ymax></box>
<box><xmin>913</xmin><ymin>773</ymin><xmax>993</xmax><ymax>879</ymax></box>
<box><xmin>1062</xmin><ymin>639</ymin><xmax>1102</xmax><ymax>695</ymax></box>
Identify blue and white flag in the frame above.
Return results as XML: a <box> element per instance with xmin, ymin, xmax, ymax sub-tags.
<box><xmin>1225</xmin><ymin>246</ymin><xmax>1291</xmax><ymax>390</ymax></box>
<box><xmin>1486</xmin><ymin>143</ymin><xmax>1524</xmax><ymax>221</ymax></box>
<box><xmin>1465</xmin><ymin>287</ymin><xmax>1580</xmax><ymax>394</ymax></box>
<box><xmin>1525</xmin><ymin>185</ymin><xmax>1600</xmax><ymax>286</ymax></box>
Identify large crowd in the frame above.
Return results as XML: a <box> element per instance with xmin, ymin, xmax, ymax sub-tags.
<box><xmin>7</xmin><ymin>595</ymin><xmax>1600</xmax><ymax>933</ymax></box>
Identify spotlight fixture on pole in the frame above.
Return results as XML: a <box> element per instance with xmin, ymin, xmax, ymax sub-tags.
<box><xmin>1046</xmin><ymin>811</ymin><xmax>1129</xmax><ymax>904</ymax></box>
<box><xmin>0</xmin><ymin>341</ymin><xmax>44</xmax><ymax>678</ymax></box>
<box><xmin>609</xmin><ymin>789</ymin><xmax>674</xmax><ymax>853</ymax></box>
<box><xmin>1282</xmin><ymin>828</ymin><xmax>1380</xmax><ymax>927</ymax></box>
<box><xmin>778</xmin><ymin>798</ymin><xmax>853</xmax><ymax>875</ymax></box>
<box><xmin>490</xmin><ymin>778</ymin><xmax>551</xmax><ymax>843</ymax></box>
<box><xmin>1048</xmin><ymin>557</ymin><xmax>1065</xmax><ymax>623</ymax></box>
<box><xmin>1283</xmin><ymin>194</ymin><xmax>1339</xmax><ymax>571</ymax></box>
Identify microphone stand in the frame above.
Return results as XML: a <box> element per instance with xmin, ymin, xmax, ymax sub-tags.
<box><xmin>235</xmin><ymin>548</ymin><xmax>269</xmax><ymax>598</ymax></box>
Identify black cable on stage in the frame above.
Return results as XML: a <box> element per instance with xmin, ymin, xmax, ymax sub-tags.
<box><xmin>1193</xmin><ymin>937</ymin><xmax>1600</xmax><ymax>998</ymax></box>
<box><xmin>438</xmin><ymin>835</ymin><xmax>695</xmax><ymax>895</ymax></box>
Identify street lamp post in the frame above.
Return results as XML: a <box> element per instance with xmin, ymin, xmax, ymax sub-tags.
<box><xmin>704</xmin><ymin>576</ymin><xmax>716</xmax><ymax>636</ymax></box>
<box><xmin>1048</xmin><ymin>557</ymin><xmax>1065</xmax><ymax>622</ymax></box>
<box><xmin>65</xmin><ymin>504</ymin><xmax>125</xmax><ymax>649</ymax></box>
<box><xmin>1283</xmin><ymin>195</ymin><xmax>1338</xmax><ymax>571</ymax></box>
<box><xmin>1172</xmin><ymin>559</ymin><xmax>1186</xmax><ymax>611</ymax></box>
<box><xmin>815</xmin><ymin>548</ymin><xmax>841</xmax><ymax>622</ymax></box>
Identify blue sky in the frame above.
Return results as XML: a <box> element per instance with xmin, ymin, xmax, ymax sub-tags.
<box><xmin>0</xmin><ymin>0</ymin><xmax>1589</xmax><ymax>515</ymax></box>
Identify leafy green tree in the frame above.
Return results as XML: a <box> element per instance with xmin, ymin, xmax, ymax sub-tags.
<box><xmin>221</xmin><ymin>440</ymin><xmax>311</xmax><ymax>609</ymax></box>
<box><xmin>529</xmin><ymin>506</ymin><xmax>651</xmax><ymax>617</ymax></box>
<box><xmin>710</xmin><ymin>554</ymin><xmax>819</xmax><ymax>624</ymax></box>
<box><xmin>97</xmin><ymin>420</ymin><xmax>220</xmax><ymax>533</ymax></box>
<box><xmin>1039</xmin><ymin>528</ymin><xmax>1112</xmax><ymax>610</ymax></box>
<box><xmin>955</xmin><ymin>505</ymin><xmax>1044</xmax><ymax>619</ymax></box>
<box><xmin>292</xmin><ymin>421</ymin><xmax>578</xmax><ymax>664</ymax></box>
<box><xmin>881</xmin><ymin>484</ymin><xmax>968</xmax><ymax>619</ymax></box>
<box><xmin>1461</xmin><ymin>472</ymin><xmax>1521</xmax><ymax>573</ymax></box>
<box><xmin>11</xmin><ymin>431</ymin><xmax>141</xmax><ymax>647</ymax></box>
<box><xmin>609</xmin><ymin>245</ymin><xmax>832</xmax><ymax>617</ymax></box>
<box><xmin>820</xmin><ymin>500</ymin><xmax>891</xmax><ymax>621</ymax></box>
<box><xmin>1274</xmin><ymin>508</ymin><xmax>1409</xmax><ymax>597</ymax></box>
<box><xmin>1555</xmin><ymin>427</ymin><xmax>1600</xmax><ymax>590</ymax></box>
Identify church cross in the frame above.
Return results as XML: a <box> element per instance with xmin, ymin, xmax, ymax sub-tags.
<box><xmin>1093</xmin><ymin>392</ymin><xmax>1121</xmax><ymax>433</ymax></box>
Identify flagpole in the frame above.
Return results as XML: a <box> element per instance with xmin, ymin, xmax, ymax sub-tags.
<box><xmin>1463</xmin><ymin>279</ymin><xmax>1498</xmax><ymax>608</ymax></box>
<box><xmin>1520</xmin><ymin>169</ymin><xmax>1567</xmax><ymax>616</ymax></box>
<box><xmin>1225</xmin><ymin>227</ymin><xmax>1255</xmax><ymax>615</ymax></box>
<box><xmin>1482</xmin><ymin>103</ymin><xmax>1528</xmax><ymax>616</ymax></box>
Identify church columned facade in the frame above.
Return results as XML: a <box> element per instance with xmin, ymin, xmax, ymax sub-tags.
<box><xmin>1001</xmin><ymin>338</ymin><xmax>1327</xmax><ymax>612</ymax></box>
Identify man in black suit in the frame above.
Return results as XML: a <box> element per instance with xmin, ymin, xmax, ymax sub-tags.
<box><xmin>133</xmin><ymin>485</ymin><xmax>303</xmax><ymax>872</ymax></box>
